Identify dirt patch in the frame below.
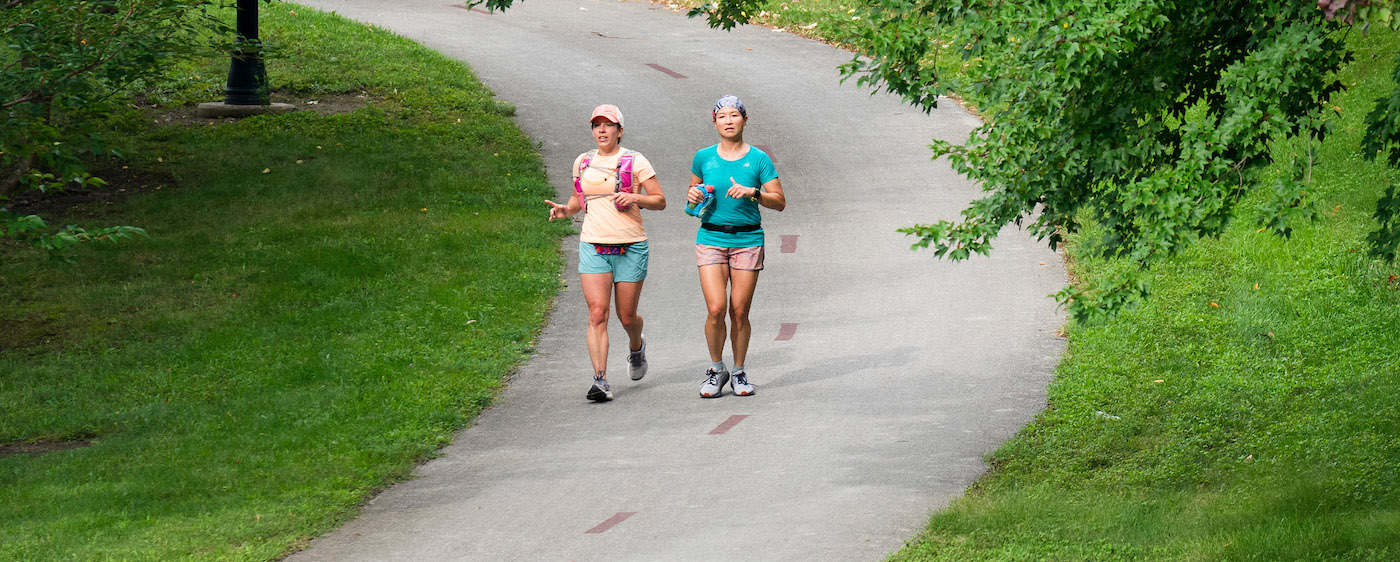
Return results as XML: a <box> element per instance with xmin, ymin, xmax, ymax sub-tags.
<box><xmin>0</xmin><ymin>436</ymin><xmax>95</xmax><ymax>457</ymax></box>
<box><xmin>150</xmin><ymin>91</ymin><xmax>375</xmax><ymax>127</ymax></box>
<box><xmin>5</xmin><ymin>162</ymin><xmax>177</xmax><ymax>224</ymax></box>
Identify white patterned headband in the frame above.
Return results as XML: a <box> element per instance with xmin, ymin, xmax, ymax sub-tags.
<box><xmin>713</xmin><ymin>95</ymin><xmax>747</xmax><ymax>119</ymax></box>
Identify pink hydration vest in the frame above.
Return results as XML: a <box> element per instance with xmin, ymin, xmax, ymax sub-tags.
<box><xmin>574</xmin><ymin>150</ymin><xmax>636</xmax><ymax>213</ymax></box>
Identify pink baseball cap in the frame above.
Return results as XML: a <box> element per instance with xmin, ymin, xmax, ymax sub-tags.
<box><xmin>589</xmin><ymin>104</ymin><xmax>624</xmax><ymax>128</ymax></box>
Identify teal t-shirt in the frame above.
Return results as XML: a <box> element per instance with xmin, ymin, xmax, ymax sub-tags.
<box><xmin>690</xmin><ymin>144</ymin><xmax>779</xmax><ymax>247</ymax></box>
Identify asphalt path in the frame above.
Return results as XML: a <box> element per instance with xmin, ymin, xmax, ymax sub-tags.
<box><xmin>288</xmin><ymin>1</ymin><xmax>1067</xmax><ymax>560</ymax></box>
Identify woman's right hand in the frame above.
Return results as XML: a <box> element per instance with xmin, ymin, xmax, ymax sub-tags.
<box><xmin>545</xmin><ymin>199</ymin><xmax>569</xmax><ymax>221</ymax></box>
<box><xmin>687</xmin><ymin>184</ymin><xmax>707</xmax><ymax>205</ymax></box>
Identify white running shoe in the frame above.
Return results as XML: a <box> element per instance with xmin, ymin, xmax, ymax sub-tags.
<box><xmin>700</xmin><ymin>367</ymin><xmax>729</xmax><ymax>398</ymax></box>
<box><xmin>730</xmin><ymin>371</ymin><xmax>754</xmax><ymax>396</ymax></box>
<box><xmin>627</xmin><ymin>335</ymin><xmax>648</xmax><ymax>381</ymax></box>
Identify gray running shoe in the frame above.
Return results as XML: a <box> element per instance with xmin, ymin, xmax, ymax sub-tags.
<box><xmin>699</xmin><ymin>367</ymin><xmax>729</xmax><ymax>398</ymax></box>
<box><xmin>730</xmin><ymin>371</ymin><xmax>754</xmax><ymax>396</ymax></box>
<box><xmin>587</xmin><ymin>375</ymin><xmax>613</xmax><ymax>402</ymax></box>
<box><xmin>628</xmin><ymin>335</ymin><xmax>648</xmax><ymax>381</ymax></box>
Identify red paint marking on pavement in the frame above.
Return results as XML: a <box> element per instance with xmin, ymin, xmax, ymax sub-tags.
<box><xmin>776</xmin><ymin>323</ymin><xmax>798</xmax><ymax>341</ymax></box>
<box><xmin>646</xmin><ymin>63</ymin><xmax>687</xmax><ymax>79</ymax></box>
<box><xmin>754</xmin><ymin>144</ymin><xmax>775</xmax><ymax>162</ymax></box>
<box><xmin>585</xmin><ymin>512</ymin><xmax>636</xmax><ymax>534</ymax></box>
<box><xmin>780</xmin><ymin>235</ymin><xmax>798</xmax><ymax>253</ymax></box>
<box><xmin>709</xmin><ymin>414</ymin><xmax>750</xmax><ymax>435</ymax></box>
<box><xmin>450</xmin><ymin>4</ymin><xmax>492</xmax><ymax>13</ymax></box>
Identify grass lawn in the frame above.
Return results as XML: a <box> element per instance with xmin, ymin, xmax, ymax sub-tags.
<box><xmin>0</xmin><ymin>4</ymin><xmax>568</xmax><ymax>560</ymax></box>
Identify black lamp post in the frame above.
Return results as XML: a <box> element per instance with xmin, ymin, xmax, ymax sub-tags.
<box><xmin>224</xmin><ymin>0</ymin><xmax>267</xmax><ymax>105</ymax></box>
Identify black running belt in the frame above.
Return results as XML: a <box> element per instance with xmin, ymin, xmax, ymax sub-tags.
<box><xmin>701</xmin><ymin>222</ymin><xmax>761</xmax><ymax>234</ymax></box>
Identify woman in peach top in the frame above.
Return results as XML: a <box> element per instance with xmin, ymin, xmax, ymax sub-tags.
<box><xmin>546</xmin><ymin>104</ymin><xmax>666</xmax><ymax>402</ymax></box>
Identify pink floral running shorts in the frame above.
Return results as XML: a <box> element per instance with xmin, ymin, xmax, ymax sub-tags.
<box><xmin>695</xmin><ymin>244</ymin><xmax>765</xmax><ymax>271</ymax></box>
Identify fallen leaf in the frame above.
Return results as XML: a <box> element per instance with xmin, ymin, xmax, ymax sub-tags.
<box><xmin>157</xmin><ymin>157</ymin><xmax>164</xmax><ymax>163</ymax></box>
<box><xmin>1153</xmin><ymin>379</ymin><xmax>1164</xmax><ymax>383</ymax></box>
<box><xmin>296</xmin><ymin>160</ymin><xmax>304</xmax><ymax>164</ymax></box>
<box><xmin>1252</xmin><ymin>283</ymin><xmax>1259</xmax><ymax>290</ymax></box>
<box><xmin>1209</xmin><ymin>302</ymin><xmax>1219</xmax><ymax>308</ymax></box>
<box><xmin>262</xmin><ymin>168</ymin><xmax>271</xmax><ymax>173</ymax></box>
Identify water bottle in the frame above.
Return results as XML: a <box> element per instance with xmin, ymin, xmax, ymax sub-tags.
<box><xmin>685</xmin><ymin>184</ymin><xmax>715</xmax><ymax>218</ymax></box>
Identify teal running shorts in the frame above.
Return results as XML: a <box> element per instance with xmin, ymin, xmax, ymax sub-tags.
<box><xmin>579</xmin><ymin>240</ymin><xmax>649</xmax><ymax>282</ymax></box>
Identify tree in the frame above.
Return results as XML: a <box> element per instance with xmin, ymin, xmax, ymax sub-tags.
<box><xmin>849</xmin><ymin>0</ymin><xmax>1360</xmax><ymax>320</ymax></box>
<box><xmin>2</xmin><ymin>0</ymin><xmax>230</xmax><ymax>255</ymax></box>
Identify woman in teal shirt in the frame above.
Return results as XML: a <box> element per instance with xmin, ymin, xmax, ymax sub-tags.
<box><xmin>686</xmin><ymin>95</ymin><xmax>787</xmax><ymax>398</ymax></box>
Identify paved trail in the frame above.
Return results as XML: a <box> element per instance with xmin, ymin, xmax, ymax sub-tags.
<box><xmin>289</xmin><ymin>1</ymin><xmax>1066</xmax><ymax>560</ymax></box>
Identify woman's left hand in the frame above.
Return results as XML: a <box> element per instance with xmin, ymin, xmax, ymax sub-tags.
<box><xmin>613</xmin><ymin>191</ymin><xmax>643</xmax><ymax>208</ymax></box>
<box><xmin>727</xmin><ymin>177</ymin><xmax>758</xmax><ymax>200</ymax></box>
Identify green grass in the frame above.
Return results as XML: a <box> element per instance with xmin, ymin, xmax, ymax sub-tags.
<box><xmin>883</xmin><ymin>26</ymin><xmax>1400</xmax><ymax>562</ymax></box>
<box><xmin>0</xmin><ymin>5</ymin><xmax>567</xmax><ymax>560</ymax></box>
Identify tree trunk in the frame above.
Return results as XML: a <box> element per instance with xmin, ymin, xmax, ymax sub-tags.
<box><xmin>1</xmin><ymin>154</ymin><xmax>35</xmax><ymax>200</ymax></box>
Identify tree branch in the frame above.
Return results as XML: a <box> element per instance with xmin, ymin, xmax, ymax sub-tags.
<box><xmin>2</xmin><ymin>0</ymin><xmax>40</xmax><ymax>10</ymax></box>
<box><xmin>2</xmin><ymin>92</ymin><xmax>41</xmax><ymax>109</ymax></box>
